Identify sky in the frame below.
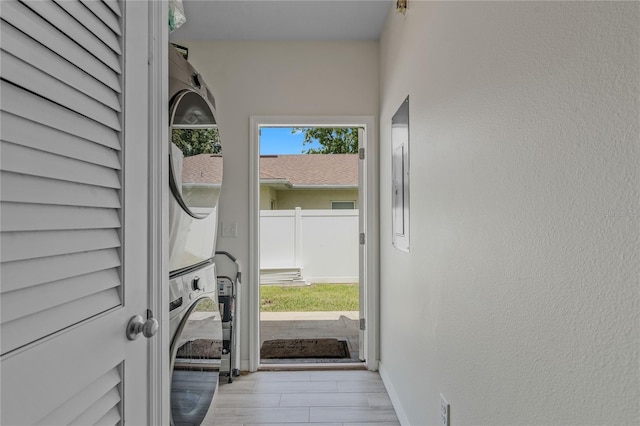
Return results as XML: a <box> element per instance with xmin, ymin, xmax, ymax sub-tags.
<box><xmin>260</xmin><ymin>127</ymin><xmax>321</xmax><ymax>155</ymax></box>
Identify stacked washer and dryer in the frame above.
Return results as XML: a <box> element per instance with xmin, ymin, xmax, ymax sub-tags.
<box><xmin>168</xmin><ymin>45</ymin><xmax>224</xmax><ymax>426</ymax></box>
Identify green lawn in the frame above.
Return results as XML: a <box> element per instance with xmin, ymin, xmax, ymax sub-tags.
<box><xmin>260</xmin><ymin>283</ymin><xmax>359</xmax><ymax>312</ymax></box>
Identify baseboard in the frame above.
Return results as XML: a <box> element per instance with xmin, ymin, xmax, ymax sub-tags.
<box><xmin>379</xmin><ymin>361</ymin><xmax>410</xmax><ymax>426</ymax></box>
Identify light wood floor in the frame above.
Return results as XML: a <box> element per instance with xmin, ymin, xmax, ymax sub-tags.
<box><xmin>203</xmin><ymin>370</ymin><xmax>400</xmax><ymax>425</ymax></box>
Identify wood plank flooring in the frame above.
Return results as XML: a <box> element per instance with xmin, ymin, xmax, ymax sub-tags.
<box><xmin>203</xmin><ymin>370</ymin><xmax>400</xmax><ymax>425</ymax></box>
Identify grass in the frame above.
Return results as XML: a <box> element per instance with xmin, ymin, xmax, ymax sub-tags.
<box><xmin>260</xmin><ymin>283</ymin><xmax>359</xmax><ymax>312</ymax></box>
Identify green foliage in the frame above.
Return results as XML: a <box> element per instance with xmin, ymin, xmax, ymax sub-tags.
<box><xmin>172</xmin><ymin>128</ymin><xmax>221</xmax><ymax>157</ymax></box>
<box><xmin>292</xmin><ymin>128</ymin><xmax>358</xmax><ymax>154</ymax></box>
<box><xmin>194</xmin><ymin>297</ymin><xmax>215</xmax><ymax>312</ymax></box>
<box><xmin>260</xmin><ymin>283</ymin><xmax>359</xmax><ymax>312</ymax></box>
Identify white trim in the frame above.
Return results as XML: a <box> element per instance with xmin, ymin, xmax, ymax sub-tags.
<box><xmin>249</xmin><ymin>115</ymin><xmax>379</xmax><ymax>372</ymax></box>
<box><xmin>249</xmin><ymin>117</ymin><xmax>261</xmax><ymax>372</ymax></box>
<box><xmin>147</xmin><ymin>1</ymin><xmax>169</xmax><ymax>424</ymax></box>
<box><xmin>379</xmin><ymin>362</ymin><xmax>410</xmax><ymax>426</ymax></box>
<box><xmin>294</xmin><ymin>185</ymin><xmax>357</xmax><ymax>190</ymax></box>
<box><xmin>182</xmin><ymin>183</ymin><xmax>222</xmax><ymax>189</ymax></box>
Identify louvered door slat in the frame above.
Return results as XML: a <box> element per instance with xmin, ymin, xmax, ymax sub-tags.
<box><xmin>1</xmin><ymin>316</ymin><xmax>124</xmax><ymax>425</ymax></box>
<box><xmin>70</xmin><ymin>386</ymin><xmax>120</xmax><ymax>426</ymax></box>
<box><xmin>102</xmin><ymin>0</ymin><xmax>121</xmax><ymax>17</ymax></box>
<box><xmin>2</xmin><ymin>229</ymin><xmax>121</xmax><ymax>262</ymax></box>
<box><xmin>37</xmin><ymin>367</ymin><xmax>121</xmax><ymax>426</ymax></box>
<box><xmin>1</xmin><ymin>142</ymin><xmax>121</xmax><ymax>188</ymax></box>
<box><xmin>2</xmin><ymin>269</ymin><xmax>120</xmax><ymax>323</ymax></box>
<box><xmin>1</xmin><ymin>172</ymin><xmax>121</xmax><ymax>208</ymax></box>
<box><xmin>81</xmin><ymin>0</ymin><xmax>121</xmax><ymax>36</ymax></box>
<box><xmin>54</xmin><ymin>0</ymin><xmax>121</xmax><ymax>55</ymax></box>
<box><xmin>1</xmin><ymin>202</ymin><xmax>120</xmax><ymax>232</ymax></box>
<box><xmin>1</xmin><ymin>113</ymin><xmax>121</xmax><ymax>169</ymax></box>
<box><xmin>1</xmin><ymin>249</ymin><xmax>120</xmax><ymax>293</ymax></box>
<box><xmin>0</xmin><ymin>22</ymin><xmax>121</xmax><ymax>111</ymax></box>
<box><xmin>1</xmin><ymin>82</ymin><xmax>120</xmax><ymax>150</ymax></box>
<box><xmin>1</xmin><ymin>52</ymin><xmax>121</xmax><ymax>130</ymax></box>
<box><xmin>1</xmin><ymin>287</ymin><xmax>121</xmax><ymax>354</ymax></box>
<box><xmin>1</xmin><ymin>1</ymin><xmax>121</xmax><ymax>92</ymax></box>
<box><xmin>21</xmin><ymin>0</ymin><xmax>121</xmax><ymax>73</ymax></box>
<box><xmin>95</xmin><ymin>406</ymin><xmax>122</xmax><ymax>426</ymax></box>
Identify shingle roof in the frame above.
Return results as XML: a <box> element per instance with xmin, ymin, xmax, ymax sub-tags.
<box><xmin>182</xmin><ymin>154</ymin><xmax>223</xmax><ymax>184</ymax></box>
<box><xmin>260</xmin><ymin>154</ymin><xmax>358</xmax><ymax>186</ymax></box>
<box><xmin>182</xmin><ymin>153</ymin><xmax>358</xmax><ymax>187</ymax></box>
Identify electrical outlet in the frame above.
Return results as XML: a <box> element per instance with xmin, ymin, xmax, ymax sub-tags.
<box><xmin>221</xmin><ymin>223</ymin><xmax>238</xmax><ymax>238</ymax></box>
<box><xmin>440</xmin><ymin>394</ymin><xmax>450</xmax><ymax>426</ymax></box>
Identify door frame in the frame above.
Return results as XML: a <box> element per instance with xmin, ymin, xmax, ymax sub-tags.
<box><xmin>249</xmin><ymin>115</ymin><xmax>379</xmax><ymax>372</ymax></box>
<box><xmin>148</xmin><ymin>1</ymin><xmax>169</xmax><ymax>424</ymax></box>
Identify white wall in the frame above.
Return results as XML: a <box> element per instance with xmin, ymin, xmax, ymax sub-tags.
<box><xmin>171</xmin><ymin>40</ymin><xmax>379</xmax><ymax>369</ymax></box>
<box><xmin>379</xmin><ymin>2</ymin><xmax>639</xmax><ymax>425</ymax></box>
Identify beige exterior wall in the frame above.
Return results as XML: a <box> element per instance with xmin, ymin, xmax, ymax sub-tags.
<box><xmin>261</xmin><ymin>188</ymin><xmax>358</xmax><ymax>210</ymax></box>
<box><xmin>259</xmin><ymin>186</ymin><xmax>278</xmax><ymax>210</ymax></box>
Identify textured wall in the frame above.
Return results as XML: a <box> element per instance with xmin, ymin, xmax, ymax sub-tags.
<box><xmin>171</xmin><ymin>40</ymin><xmax>379</xmax><ymax>368</ymax></box>
<box><xmin>378</xmin><ymin>2</ymin><xmax>639</xmax><ymax>425</ymax></box>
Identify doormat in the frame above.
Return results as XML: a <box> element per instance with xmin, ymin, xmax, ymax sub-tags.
<box><xmin>260</xmin><ymin>338</ymin><xmax>350</xmax><ymax>359</ymax></box>
<box><xmin>176</xmin><ymin>339</ymin><xmax>222</xmax><ymax>359</ymax></box>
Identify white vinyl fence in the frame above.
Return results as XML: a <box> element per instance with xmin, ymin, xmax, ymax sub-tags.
<box><xmin>260</xmin><ymin>208</ymin><xmax>359</xmax><ymax>284</ymax></box>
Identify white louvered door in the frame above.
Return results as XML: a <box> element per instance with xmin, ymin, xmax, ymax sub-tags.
<box><xmin>1</xmin><ymin>1</ymin><xmax>154</xmax><ymax>424</ymax></box>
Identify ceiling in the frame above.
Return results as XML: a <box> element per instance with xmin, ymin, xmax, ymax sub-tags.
<box><xmin>169</xmin><ymin>0</ymin><xmax>394</xmax><ymax>41</ymax></box>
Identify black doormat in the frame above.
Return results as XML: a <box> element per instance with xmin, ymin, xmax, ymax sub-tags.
<box><xmin>176</xmin><ymin>339</ymin><xmax>222</xmax><ymax>359</ymax></box>
<box><xmin>260</xmin><ymin>338</ymin><xmax>350</xmax><ymax>359</ymax></box>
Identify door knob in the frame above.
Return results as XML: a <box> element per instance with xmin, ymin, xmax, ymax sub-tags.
<box><xmin>127</xmin><ymin>315</ymin><xmax>159</xmax><ymax>340</ymax></box>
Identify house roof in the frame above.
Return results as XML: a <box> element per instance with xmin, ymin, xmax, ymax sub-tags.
<box><xmin>260</xmin><ymin>154</ymin><xmax>358</xmax><ymax>188</ymax></box>
<box><xmin>182</xmin><ymin>154</ymin><xmax>223</xmax><ymax>185</ymax></box>
<box><xmin>181</xmin><ymin>153</ymin><xmax>358</xmax><ymax>187</ymax></box>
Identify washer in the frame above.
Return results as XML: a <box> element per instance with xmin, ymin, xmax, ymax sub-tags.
<box><xmin>169</xmin><ymin>260</ymin><xmax>221</xmax><ymax>426</ymax></box>
<box><xmin>168</xmin><ymin>44</ymin><xmax>223</xmax><ymax>426</ymax></box>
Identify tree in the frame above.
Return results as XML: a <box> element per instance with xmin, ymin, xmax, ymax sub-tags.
<box><xmin>292</xmin><ymin>127</ymin><xmax>358</xmax><ymax>154</ymax></box>
<box><xmin>171</xmin><ymin>128</ymin><xmax>221</xmax><ymax>157</ymax></box>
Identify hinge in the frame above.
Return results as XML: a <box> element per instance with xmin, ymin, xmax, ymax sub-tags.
<box><xmin>358</xmin><ymin>147</ymin><xmax>365</xmax><ymax>160</ymax></box>
<box><xmin>360</xmin><ymin>318</ymin><xmax>366</xmax><ymax>331</ymax></box>
<box><xmin>359</xmin><ymin>232</ymin><xmax>365</xmax><ymax>245</ymax></box>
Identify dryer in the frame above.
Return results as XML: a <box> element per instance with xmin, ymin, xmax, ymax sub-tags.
<box><xmin>168</xmin><ymin>45</ymin><xmax>223</xmax><ymax>426</ymax></box>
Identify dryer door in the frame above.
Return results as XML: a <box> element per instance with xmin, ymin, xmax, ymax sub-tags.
<box><xmin>168</xmin><ymin>90</ymin><xmax>223</xmax><ymax>272</ymax></box>
<box><xmin>170</xmin><ymin>295</ymin><xmax>222</xmax><ymax>426</ymax></box>
<box><xmin>169</xmin><ymin>90</ymin><xmax>221</xmax><ymax>219</ymax></box>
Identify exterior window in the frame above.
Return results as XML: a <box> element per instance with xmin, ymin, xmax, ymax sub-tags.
<box><xmin>331</xmin><ymin>201</ymin><xmax>356</xmax><ymax>210</ymax></box>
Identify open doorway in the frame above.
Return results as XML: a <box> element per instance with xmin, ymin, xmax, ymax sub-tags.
<box><xmin>258</xmin><ymin>127</ymin><xmax>361</xmax><ymax>365</ymax></box>
<box><xmin>249</xmin><ymin>116</ymin><xmax>378</xmax><ymax>372</ymax></box>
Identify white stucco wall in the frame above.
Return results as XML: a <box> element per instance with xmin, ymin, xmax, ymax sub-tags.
<box><xmin>172</xmin><ymin>40</ymin><xmax>379</xmax><ymax>369</ymax></box>
<box><xmin>379</xmin><ymin>2</ymin><xmax>639</xmax><ymax>425</ymax></box>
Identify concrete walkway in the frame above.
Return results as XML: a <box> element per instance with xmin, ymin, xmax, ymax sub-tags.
<box><xmin>260</xmin><ymin>311</ymin><xmax>359</xmax><ymax>321</ymax></box>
